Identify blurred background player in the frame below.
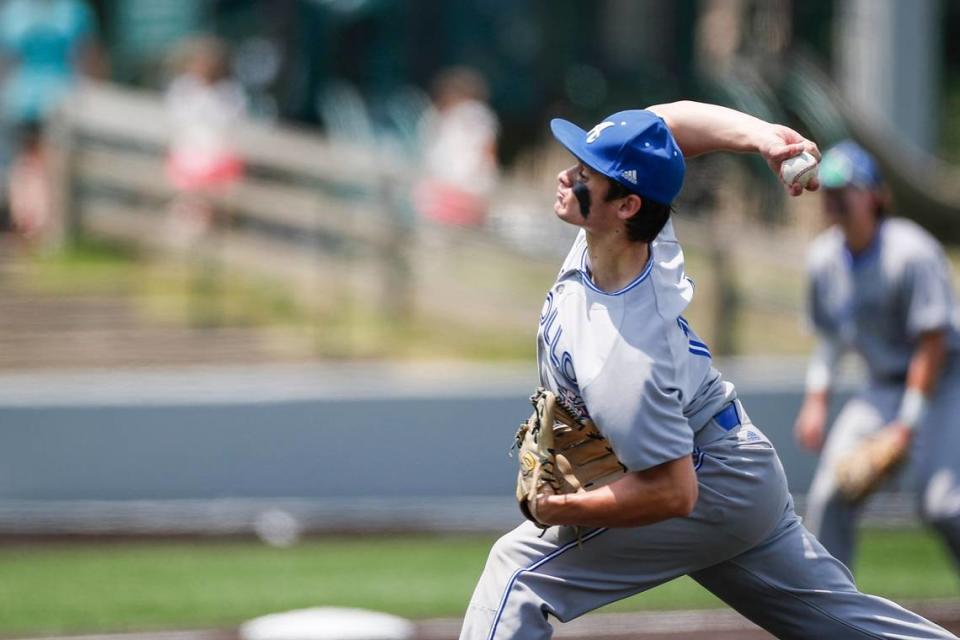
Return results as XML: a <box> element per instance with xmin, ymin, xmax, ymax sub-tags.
<box><xmin>794</xmin><ymin>140</ymin><xmax>960</xmax><ymax>571</ymax></box>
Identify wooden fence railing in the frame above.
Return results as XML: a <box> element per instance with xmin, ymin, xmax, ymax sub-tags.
<box><xmin>45</xmin><ymin>81</ymin><xmax>822</xmax><ymax>355</ymax></box>
<box><xmin>48</xmin><ymin>81</ymin><xmax>414</xmax><ymax>320</ymax></box>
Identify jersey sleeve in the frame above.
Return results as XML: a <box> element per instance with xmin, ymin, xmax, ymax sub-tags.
<box><xmin>806</xmin><ymin>268</ymin><xmax>838</xmax><ymax>339</ymax></box>
<box><xmin>805</xmin><ymin>233</ymin><xmax>845</xmax><ymax>340</ymax></box>
<box><xmin>580</xmin><ymin>334</ymin><xmax>692</xmax><ymax>472</ymax></box>
<box><xmin>903</xmin><ymin>249</ymin><xmax>956</xmax><ymax>339</ymax></box>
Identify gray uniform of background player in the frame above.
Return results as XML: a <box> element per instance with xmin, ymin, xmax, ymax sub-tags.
<box><xmin>804</xmin><ymin>217</ymin><xmax>960</xmax><ymax>567</ymax></box>
<box><xmin>459</xmin><ymin>223</ymin><xmax>955</xmax><ymax>640</ymax></box>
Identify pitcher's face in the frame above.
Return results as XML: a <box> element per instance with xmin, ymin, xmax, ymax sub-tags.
<box><xmin>554</xmin><ymin>162</ymin><xmax>629</xmax><ymax>234</ymax></box>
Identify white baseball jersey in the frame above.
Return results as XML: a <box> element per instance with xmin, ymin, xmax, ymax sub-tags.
<box><xmin>536</xmin><ymin>221</ymin><xmax>735</xmax><ymax>472</ymax></box>
<box><xmin>807</xmin><ymin>217</ymin><xmax>960</xmax><ymax>382</ymax></box>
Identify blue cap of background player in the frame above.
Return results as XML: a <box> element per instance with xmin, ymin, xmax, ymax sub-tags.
<box><xmin>819</xmin><ymin>140</ymin><xmax>883</xmax><ymax>190</ymax></box>
<box><xmin>550</xmin><ymin>110</ymin><xmax>685</xmax><ymax>205</ymax></box>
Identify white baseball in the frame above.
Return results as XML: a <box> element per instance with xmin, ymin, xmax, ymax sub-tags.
<box><xmin>780</xmin><ymin>151</ymin><xmax>818</xmax><ymax>188</ymax></box>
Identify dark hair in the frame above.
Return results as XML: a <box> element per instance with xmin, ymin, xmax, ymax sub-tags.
<box><xmin>604</xmin><ymin>178</ymin><xmax>673</xmax><ymax>243</ymax></box>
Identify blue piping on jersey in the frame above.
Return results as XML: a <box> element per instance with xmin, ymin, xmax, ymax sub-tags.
<box><xmin>578</xmin><ymin>246</ymin><xmax>654</xmax><ymax>295</ymax></box>
<box><xmin>693</xmin><ymin>447</ymin><xmax>705</xmax><ymax>470</ymax></box>
<box><xmin>487</xmin><ymin>527</ymin><xmax>609</xmax><ymax>639</ymax></box>
<box><xmin>679</xmin><ymin>317</ymin><xmax>711</xmax><ymax>357</ymax></box>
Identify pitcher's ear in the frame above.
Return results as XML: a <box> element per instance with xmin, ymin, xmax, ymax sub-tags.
<box><xmin>617</xmin><ymin>194</ymin><xmax>642</xmax><ymax>221</ymax></box>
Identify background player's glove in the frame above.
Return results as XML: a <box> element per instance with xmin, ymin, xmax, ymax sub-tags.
<box><xmin>514</xmin><ymin>388</ymin><xmax>627</xmax><ymax>527</ymax></box>
<box><xmin>834</xmin><ymin>425</ymin><xmax>910</xmax><ymax>503</ymax></box>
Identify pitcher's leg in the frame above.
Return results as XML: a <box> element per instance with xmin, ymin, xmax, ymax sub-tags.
<box><xmin>460</xmin><ymin>513</ymin><xmax>756</xmax><ymax>640</ymax></box>
<box><xmin>460</xmin><ymin>523</ymin><xmax>659</xmax><ymax>640</ymax></box>
<box><xmin>692</xmin><ymin>507</ymin><xmax>956</xmax><ymax>640</ymax></box>
<box><xmin>459</xmin><ymin>524</ymin><xmax>616</xmax><ymax>640</ymax></box>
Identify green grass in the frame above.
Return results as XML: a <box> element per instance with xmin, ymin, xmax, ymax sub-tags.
<box><xmin>1</xmin><ymin>528</ymin><xmax>957</xmax><ymax>635</ymax></box>
<box><xmin>0</xmin><ymin>535</ymin><xmax>490</xmax><ymax>635</ymax></box>
<box><xmin>23</xmin><ymin>236</ymin><xmax>140</xmax><ymax>294</ymax></box>
<box><xmin>853</xmin><ymin>528</ymin><xmax>960</xmax><ymax>599</ymax></box>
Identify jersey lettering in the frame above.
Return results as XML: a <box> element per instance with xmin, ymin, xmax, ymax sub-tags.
<box><xmin>539</xmin><ymin>289</ymin><xmax>578</xmax><ymax>386</ymax></box>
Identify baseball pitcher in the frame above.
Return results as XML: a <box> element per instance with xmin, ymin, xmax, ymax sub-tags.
<box><xmin>459</xmin><ymin>105</ymin><xmax>956</xmax><ymax>640</ymax></box>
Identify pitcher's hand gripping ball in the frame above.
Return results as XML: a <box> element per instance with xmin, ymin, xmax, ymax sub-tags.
<box><xmin>514</xmin><ymin>388</ymin><xmax>627</xmax><ymax>527</ymax></box>
<box><xmin>780</xmin><ymin>151</ymin><xmax>819</xmax><ymax>188</ymax></box>
<box><xmin>834</xmin><ymin>427</ymin><xmax>909</xmax><ymax>503</ymax></box>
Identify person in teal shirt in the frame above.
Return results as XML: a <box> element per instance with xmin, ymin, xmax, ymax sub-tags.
<box><xmin>0</xmin><ymin>0</ymin><xmax>100</xmax><ymax>237</ymax></box>
<box><xmin>0</xmin><ymin>0</ymin><xmax>98</xmax><ymax>125</ymax></box>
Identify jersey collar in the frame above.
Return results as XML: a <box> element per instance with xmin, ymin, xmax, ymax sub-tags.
<box><xmin>577</xmin><ymin>244</ymin><xmax>654</xmax><ymax>296</ymax></box>
<box><xmin>843</xmin><ymin>219</ymin><xmax>885</xmax><ymax>269</ymax></box>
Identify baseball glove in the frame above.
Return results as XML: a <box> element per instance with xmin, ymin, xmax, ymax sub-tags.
<box><xmin>834</xmin><ymin>427</ymin><xmax>909</xmax><ymax>503</ymax></box>
<box><xmin>514</xmin><ymin>387</ymin><xmax>627</xmax><ymax>527</ymax></box>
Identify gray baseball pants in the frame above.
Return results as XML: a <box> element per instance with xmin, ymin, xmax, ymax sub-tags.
<box><xmin>460</xmin><ymin>402</ymin><xmax>955</xmax><ymax>639</ymax></box>
<box><xmin>804</xmin><ymin>367</ymin><xmax>960</xmax><ymax>569</ymax></box>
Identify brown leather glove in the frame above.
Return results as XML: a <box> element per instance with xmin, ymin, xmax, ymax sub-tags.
<box><xmin>514</xmin><ymin>388</ymin><xmax>627</xmax><ymax>527</ymax></box>
<box><xmin>835</xmin><ymin>425</ymin><xmax>910</xmax><ymax>503</ymax></box>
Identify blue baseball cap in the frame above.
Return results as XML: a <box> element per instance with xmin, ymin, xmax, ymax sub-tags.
<box><xmin>819</xmin><ymin>140</ymin><xmax>883</xmax><ymax>190</ymax></box>
<box><xmin>550</xmin><ymin>110</ymin><xmax>685</xmax><ymax>205</ymax></box>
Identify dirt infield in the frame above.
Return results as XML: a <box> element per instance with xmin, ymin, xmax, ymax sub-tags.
<box><xmin>418</xmin><ymin>601</ymin><xmax>960</xmax><ymax>639</ymax></box>
<box><xmin>11</xmin><ymin>601</ymin><xmax>960</xmax><ymax>640</ymax></box>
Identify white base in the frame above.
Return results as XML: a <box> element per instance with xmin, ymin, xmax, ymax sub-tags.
<box><xmin>239</xmin><ymin>607</ymin><xmax>415</xmax><ymax>640</ymax></box>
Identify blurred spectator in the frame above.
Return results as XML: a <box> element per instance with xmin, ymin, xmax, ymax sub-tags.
<box><xmin>0</xmin><ymin>0</ymin><xmax>101</xmax><ymax>240</ymax></box>
<box><xmin>164</xmin><ymin>35</ymin><xmax>246</xmax><ymax>244</ymax></box>
<box><xmin>413</xmin><ymin>66</ymin><xmax>499</xmax><ymax>227</ymax></box>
